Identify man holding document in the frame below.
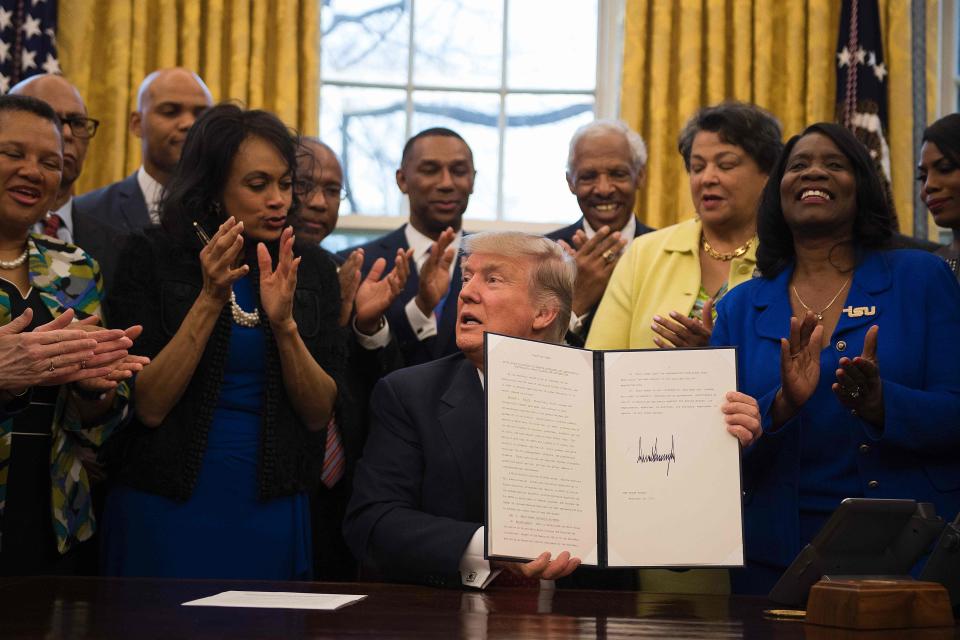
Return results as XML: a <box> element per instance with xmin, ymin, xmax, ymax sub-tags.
<box><xmin>345</xmin><ymin>231</ymin><xmax>761</xmax><ymax>589</ymax></box>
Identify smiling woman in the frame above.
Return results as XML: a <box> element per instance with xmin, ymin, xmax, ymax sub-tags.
<box><xmin>587</xmin><ymin>102</ymin><xmax>784</xmax><ymax>353</ymax></box>
<box><xmin>100</xmin><ymin>104</ymin><xmax>347</xmax><ymax>580</ymax></box>
<box><xmin>710</xmin><ymin>122</ymin><xmax>960</xmax><ymax>595</ymax></box>
<box><xmin>0</xmin><ymin>94</ymin><xmax>146</xmax><ymax>576</ymax></box>
<box><xmin>918</xmin><ymin>113</ymin><xmax>960</xmax><ymax>278</ymax></box>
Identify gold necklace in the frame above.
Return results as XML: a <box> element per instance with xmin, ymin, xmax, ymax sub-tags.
<box><xmin>701</xmin><ymin>234</ymin><xmax>752</xmax><ymax>261</ymax></box>
<box><xmin>791</xmin><ymin>278</ymin><xmax>850</xmax><ymax>323</ymax></box>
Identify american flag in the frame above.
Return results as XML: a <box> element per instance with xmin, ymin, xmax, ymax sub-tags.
<box><xmin>835</xmin><ymin>0</ymin><xmax>890</xmax><ymax>180</ymax></box>
<box><xmin>0</xmin><ymin>0</ymin><xmax>59</xmax><ymax>94</ymax></box>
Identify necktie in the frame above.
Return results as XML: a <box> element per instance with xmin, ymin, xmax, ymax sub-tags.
<box><xmin>42</xmin><ymin>213</ymin><xmax>64</xmax><ymax>238</ymax></box>
<box><xmin>321</xmin><ymin>415</ymin><xmax>345</xmax><ymax>488</ymax></box>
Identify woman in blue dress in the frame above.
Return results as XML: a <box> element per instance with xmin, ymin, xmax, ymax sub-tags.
<box><xmin>711</xmin><ymin>123</ymin><xmax>960</xmax><ymax>594</ymax></box>
<box><xmin>101</xmin><ymin>104</ymin><xmax>345</xmax><ymax>579</ymax></box>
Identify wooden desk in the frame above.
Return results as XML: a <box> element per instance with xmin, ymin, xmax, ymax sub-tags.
<box><xmin>0</xmin><ymin>576</ymin><xmax>957</xmax><ymax>639</ymax></box>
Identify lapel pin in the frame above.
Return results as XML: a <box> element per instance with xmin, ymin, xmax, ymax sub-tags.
<box><xmin>842</xmin><ymin>305</ymin><xmax>876</xmax><ymax>318</ymax></box>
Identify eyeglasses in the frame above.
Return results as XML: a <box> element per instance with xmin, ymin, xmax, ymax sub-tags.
<box><xmin>59</xmin><ymin>115</ymin><xmax>100</xmax><ymax>139</ymax></box>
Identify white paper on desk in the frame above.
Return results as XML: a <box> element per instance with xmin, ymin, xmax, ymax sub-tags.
<box><xmin>603</xmin><ymin>348</ymin><xmax>743</xmax><ymax>567</ymax></box>
<box><xmin>182</xmin><ymin>591</ymin><xmax>367</xmax><ymax>610</ymax></box>
<box><xmin>485</xmin><ymin>334</ymin><xmax>599</xmax><ymax>565</ymax></box>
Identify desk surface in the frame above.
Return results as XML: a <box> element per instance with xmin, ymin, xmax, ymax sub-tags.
<box><xmin>0</xmin><ymin>576</ymin><xmax>957</xmax><ymax>639</ymax></box>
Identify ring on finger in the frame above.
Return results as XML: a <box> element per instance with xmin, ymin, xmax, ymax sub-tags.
<box><xmin>48</xmin><ymin>359</ymin><xmax>56</xmax><ymax>372</ymax></box>
<box><xmin>848</xmin><ymin>386</ymin><xmax>861</xmax><ymax>399</ymax></box>
<box><xmin>601</xmin><ymin>249</ymin><xmax>616</xmax><ymax>264</ymax></box>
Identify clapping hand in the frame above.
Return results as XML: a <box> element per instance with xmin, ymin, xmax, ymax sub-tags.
<box><xmin>337</xmin><ymin>248</ymin><xmax>364</xmax><ymax>328</ymax></box>
<box><xmin>414</xmin><ymin>227</ymin><xmax>456</xmax><ymax>316</ymax></box>
<box><xmin>70</xmin><ymin>317</ymin><xmax>151</xmax><ymax>394</ymax></box>
<box><xmin>652</xmin><ymin>298</ymin><xmax>715</xmax><ymax>348</ymax></box>
<box><xmin>773</xmin><ymin>312</ymin><xmax>823</xmax><ymax>425</ymax></box>
<box><xmin>258</xmin><ymin>227</ymin><xmax>300</xmax><ymax>335</ymax></box>
<box><xmin>832</xmin><ymin>325</ymin><xmax>883</xmax><ymax>425</ymax></box>
<box><xmin>557</xmin><ymin>226</ymin><xmax>627</xmax><ymax>316</ymax></box>
<box><xmin>354</xmin><ymin>248</ymin><xmax>412</xmax><ymax>335</ymax></box>
<box><xmin>199</xmin><ymin>216</ymin><xmax>249</xmax><ymax>304</ymax></box>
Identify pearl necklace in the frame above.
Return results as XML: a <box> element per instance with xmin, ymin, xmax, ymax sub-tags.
<box><xmin>230</xmin><ymin>291</ymin><xmax>260</xmax><ymax>327</ymax></box>
<box><xmin>0</xmin><ymin>247</ymin><xmax>28</xmax><ymax>270</ymax></box>
<box><xmin>702</xmin><ymin>234</ymin><xmax>752</xmax><ymax>261</ymax></box>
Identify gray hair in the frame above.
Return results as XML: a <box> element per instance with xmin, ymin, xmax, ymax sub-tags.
<box><xmin>461</xmin><ymin>231</ymin><xmax>576</xmax><ymax>344</ymax></box>
<box><xmin>566</xmin><ymin>119</ymin><xmax>648</xmax><ymax>175</ymax></box>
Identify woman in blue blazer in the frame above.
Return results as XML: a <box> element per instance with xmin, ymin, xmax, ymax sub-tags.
<box><xmin>711</xmin><ymin>122</ymin><xmax>960</xmax><ymax>594</ymax></box>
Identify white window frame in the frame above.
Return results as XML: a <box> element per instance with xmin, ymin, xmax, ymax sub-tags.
<box><xmin>326</xmin><ymin>0</ymin><xmax>626</xmax><ymax>235</ymax></box>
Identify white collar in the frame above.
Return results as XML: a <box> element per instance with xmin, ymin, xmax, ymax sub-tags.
<box><xmin>404</xmin><ymin>223</ymin><xmax>463</xmax><ymax>273</ymax></box>
<box><xmin>582</xmin><ymin>215</ymin><xmax>637</xmax><ymax>243</ymax></box>
<box><xmin>137</xmin><ymin>166</ymin><xmax>165</xmax><ymax>224</ymax></box>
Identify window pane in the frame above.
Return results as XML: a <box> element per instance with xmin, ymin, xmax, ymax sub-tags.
<box><xmin>501</xmin><ymin>94</ymin><xmax>595</xmax><ymax>224</ymax></box>
<box><xmin>507</xmin><ymin>0</ymin><xmax>598</xmax><ymax>90</ymax></box>
<box><xmin>320</xmin><ymin>85</ymin><xmax>408</xmax><ymax>216</ymax></box>
<box><xmin>411</xmin><ymin>90</ymin><xmax>502</xmax><ymax>221</ymax></box>
<box><xmin>321</xmin><ymin>0</ymin><xmax>410</xmax><ymax>85</ymax></box>
<box><xmin>413</xmin><ymin>0</ymin><xmax>503</xmax><ymax>89</ymax></box>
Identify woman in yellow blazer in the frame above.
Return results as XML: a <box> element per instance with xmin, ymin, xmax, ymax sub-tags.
<box><xmin>588</xmin><ymin>102</ymin><xmax>783</xmax><ymax>351</ymax></box>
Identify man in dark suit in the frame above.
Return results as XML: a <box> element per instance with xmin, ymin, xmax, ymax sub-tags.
<box><xmin>547</xmin><ymin>120</ymin><xmax>654</xmax><ymax>346</ymax></box>
<box><xmin>296</xmin><ymin>138</ymin><xmax>408</xmax><ymax>580</ymax></box>
<box><xmin>344</xmin><ymin>231</ymin><xmax>582</xmax><ymax>589</ymax></box>
<box><xmin>74</xmin><ymin>69</ymin><xmax>212</xmax><ymax>231</ymax></box>
<box><xmin>337</xmin><ymin>128</ymin><xmax>473</xmax><ymax>366</ymax></box>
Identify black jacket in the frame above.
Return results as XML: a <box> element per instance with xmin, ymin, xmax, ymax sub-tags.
<box><xmin>104</xmin><ymin>228</ymin><xmax>347</xmax><ymax>501</ymax></box>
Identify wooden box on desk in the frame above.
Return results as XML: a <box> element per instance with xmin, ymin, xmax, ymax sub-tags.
<box><xmin>805</xmin><ymin>578</ymin><xmax>954</xmax><ymax>630</ymax></box>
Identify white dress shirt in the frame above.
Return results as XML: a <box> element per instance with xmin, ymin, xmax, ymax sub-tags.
<box><xmin>137</xmin><ymin>166</ymin><xmax>164</xmax><ymax>225</ymax></box>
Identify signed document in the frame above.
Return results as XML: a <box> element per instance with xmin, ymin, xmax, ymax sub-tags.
<box><xmin>484</xmin><ymin>334</ymin><xmax>743</xmax><ymax>568</ymax></box>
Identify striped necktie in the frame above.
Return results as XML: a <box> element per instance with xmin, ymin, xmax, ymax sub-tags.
<box><xmin>42</xmin><ymin>213</ymin><xmax>64</xmax><ymax>238</ymax></box>
<box><xmin>321</xmin><ymin>415</ymin><xmax>345</xmax><ymax>488</ymax></box>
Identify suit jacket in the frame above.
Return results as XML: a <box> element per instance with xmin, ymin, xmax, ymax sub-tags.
<box><xmin>344</xmin><ymin>353</ymin><xmax>483</xmax><ymax>587</ymax></box>
<box><xmin>72</xmin><ymin>208</ymin><xmax>126</xmax><ymax>299</ymax></box>
<box><xmin>547</xmin><ymin>217</ymin><xmax>653</xmax><ymax>347</ymax></box>
<box><xmin>711</xmin><ymin>249</ymin><xmax>960</xmax><ymax>594</ymax></box>
<box><xmin>74</xmin><ymin>172</ymin><xmax>152</xmax><ymax>233</ymax></box>
<box><xmin>338</xmin><ymin>225</ymin><xmax>461</xmax><ymax>366</ymax></box>
<box><xmin>73</xmin><ymin>173</ymin><xmax>152</xmax><ymax>301</ymax></box>
<box><xmin>311</xmin><ymin>246</ymin><xmax>404</xmax><ymax>581</ymax></box>
<box><xmin>343</xmin><ymin>352</ymin><xmax>636</xmax><ymax>590</ymax></box>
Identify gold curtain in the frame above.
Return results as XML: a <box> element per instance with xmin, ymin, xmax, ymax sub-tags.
<box><xmin>621</xmin><ymin>0</ymin><xmax>938</xmax><ymax>235</ymax></box>
<box><xmin>57</xmin><ymin>0</ymin><xmax>319</xmax><ymax>195</ymax></box>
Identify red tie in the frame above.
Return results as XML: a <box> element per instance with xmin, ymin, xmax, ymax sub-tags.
<box><xmin>42</xmin><ymin>213</ymin><xmax>63</xmax><ymax>238</ymax></box>
<box><xmin>321</xmin><ymin>415</ymin><xmax>345</xmax><ymax>488</ymax></box>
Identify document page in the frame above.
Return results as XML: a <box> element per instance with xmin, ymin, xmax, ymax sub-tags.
<box><xmin>485</xmin><ymin>334</ymin><xmax>599</xmax><ymax>565</ymax></box>
<box><xmin>602</xmin><ymin>348</ymin><xmax>743</xmax><ymax>567</ymax></box>
<box><xmin>182</xmin><ymin>591</ymin><xmax>367</xmax><ymax>610</ymax></box>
